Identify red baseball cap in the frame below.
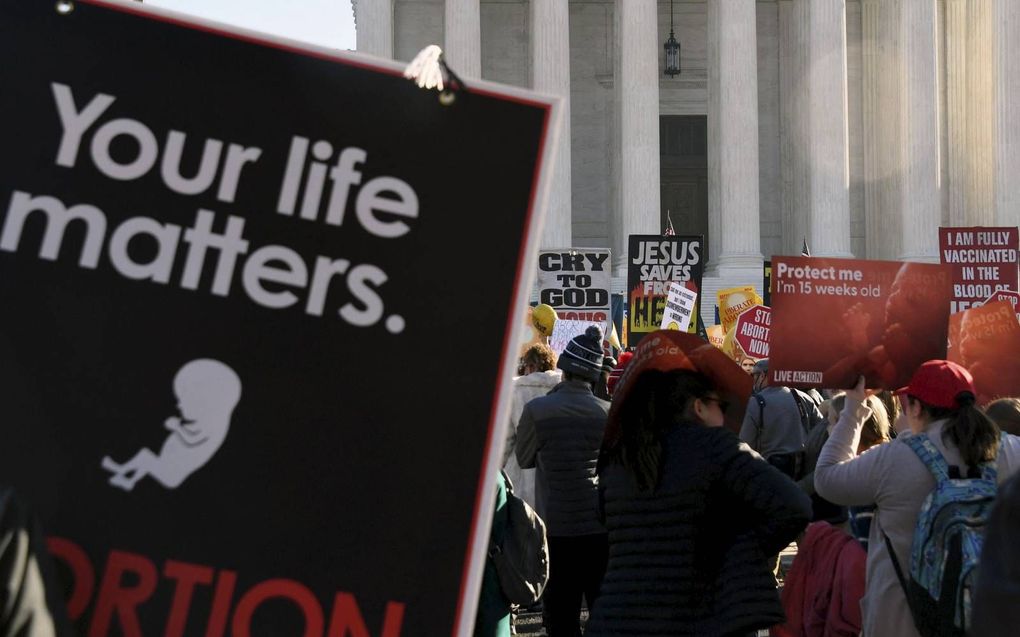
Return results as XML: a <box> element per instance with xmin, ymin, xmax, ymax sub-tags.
<box><xmin>894</xmin><ymin>359</ymin><xmax>976</xmax><ymax>409</ymax></box>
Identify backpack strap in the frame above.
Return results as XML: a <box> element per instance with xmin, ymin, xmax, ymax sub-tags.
<box><xmin>752</xmin><ymin>392</ymin><xmax>766</xmax><ymax>450</ymax></box>
<box><xmin>883</xmin><ymin>529</ymin><xmax>911</xmax><ymax>598</ymax></box>
<box><xmin>903</xmin><ymin>434</ymin><xmax>951</xmax><ymax>484</ymax></box>
<box><xmin>501</xmin><ymin>469</ymin><xmax>516</xmax><ymax>495</ymax></box>
<box><xmin>790</xmin><ymin>389</ymin><xmax>812</xmax><ymax>435</ymax></box>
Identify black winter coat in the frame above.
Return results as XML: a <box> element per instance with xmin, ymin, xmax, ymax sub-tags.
<box><xmin>516</xmin><ymin>380</ymin><xmax>610</xmax><ymax>537</ymax></box>
<box><xmin>585</xmin><ymin>423</ymin><xmax>812</xmax><ymax>637</ymax></box>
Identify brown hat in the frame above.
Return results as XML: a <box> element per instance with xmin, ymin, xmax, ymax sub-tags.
<box><xmin>606</xmin><ymin>330</ymin><xmax>752</xmax><ymax>437</ymax></box>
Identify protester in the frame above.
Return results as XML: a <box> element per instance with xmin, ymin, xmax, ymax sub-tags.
<box><xmin>874</xmin><ymin>389</ymin><xmax>901</xmax><ymax>436</ymax></box>
<box><xmin>504</xmin><ymin>343</ymin><xmax>561</xmax><ymax>508</ymax></box>
<box><xmin>518</xmin><ymin>303</ymin><xmax>558</xmax><ymax>363</ymax></box>
<box><xmin>475</xmin><ymin>472</ymin><xmax>511</xmax><ymax>637</ymax></box>
<box><xmin>815</xmin><ymin>361</ymin><xmax>1020</xmax><ymax>637</ymax></box>
<box><xmin>971</xmin><ymin>470</ymin><xmax>1020</xmax><ymax>636</ymax></box>
<box><xmin>834</xmin><ymin>393</ymin><xmax>893</xmax><ymax>551</ymax></box>
<box><xmin>740</xmin><ymin>359</ymin><xmax>825</xmax><ymax>480</ymax></box>
<box><xmin>515</xmin><ymin>325</ymin><xmax>609</xmax><ymax>637</ymax></box>
<box><xmin>740</xmin><ymin>356</ymin><xmax>756</xmax><ymax>374</ymax></box>
<box><xmin>0</xmin><ymin>486</ymin><xmax>71</xmax><ymax>637</ymax></box>
<box><xmin>775</xmin><ymin>521</ymin><xmax>866</xmax><ymax>637</ymax></box>
<box><xmin>587</xmin><ymin>331</ymin><xmax>810</xmax><ymax>637</ymax></box>
<box><xmin>605</xmin><ymin>350</ymin><xmax>632</xmax><ymax>397</ymax></box>
<box><xmin>593</xmin><ymin>352</ymin><xmax>616</xmax><ymax>401</ymax></box>
<box><xmin>985</xmin><ymin>397</ymin><xmax>1020</xmax><ymax>436</ymax></box>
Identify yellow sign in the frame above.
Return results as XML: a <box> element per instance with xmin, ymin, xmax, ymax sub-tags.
<box><xmin>718</xmin><ymin>285</ymin><xmax>763</xmax><ymax>334</ymax></box>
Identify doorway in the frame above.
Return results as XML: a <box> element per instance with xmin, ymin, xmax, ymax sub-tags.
<box><xmin>660</xmin><ymin>115</ymin><xmax>709</xmax><ymax>261</ymax></box>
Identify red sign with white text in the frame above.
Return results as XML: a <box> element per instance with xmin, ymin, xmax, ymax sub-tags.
<box><xmin>735</xmin><ymin>305</ymin><xmax>771</xmax><ymax>359</ymax></box>
<box><xmin>947</xmin><ymin>301</ymin><xmax>1020</xmax><ymax>404</ymax></box>
<box><xmin>939</xmin><ymin>227</ymin><xmax>1019</xmax><ymax>313</ymax></box>
<box><xmin>770</xmin><ymin>257</ymin><xmax>952</xmax><ymax>389</ymax></box>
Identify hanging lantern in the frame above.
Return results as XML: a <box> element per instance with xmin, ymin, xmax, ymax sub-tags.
<box><xmin>664</xmin><ymin>0</ymin><xmax>681</xmax><ymax>77</ymax></box>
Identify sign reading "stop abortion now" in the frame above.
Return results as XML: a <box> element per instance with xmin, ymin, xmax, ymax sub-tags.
<box><xmin>0</xmin><ymin>1</ymin><xmax>557</xmax><ymax>635</ymax></box>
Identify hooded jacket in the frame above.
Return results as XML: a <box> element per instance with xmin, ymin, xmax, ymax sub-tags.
<box><xmin>776</xmin><ymin>521</ymin><xmax>866</xmax><ymax>637</ymax></box>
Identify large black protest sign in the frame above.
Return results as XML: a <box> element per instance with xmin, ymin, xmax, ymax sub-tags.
<box><xmin>0</xmin><ymin>1</ymin><xmax>554</xmax><ymax>635</ymax></box>
<box><xmin>627</xmin><ymin>235</ymin><xmax>704</xmax><ymax>345</ymax></box>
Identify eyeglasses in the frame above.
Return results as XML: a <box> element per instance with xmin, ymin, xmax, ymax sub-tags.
<box><xmin>701</xmin><ymin>395</ymin><xmax>729</xmax><ymax>414</ymax></box>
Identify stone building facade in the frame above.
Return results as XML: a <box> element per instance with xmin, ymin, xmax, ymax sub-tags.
<box><xmin>353</xmin><ymin>0</ymin><xmax>1020</xmax><ymax>325</ymax></box>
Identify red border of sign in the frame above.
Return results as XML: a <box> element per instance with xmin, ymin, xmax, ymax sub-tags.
<box><xmin>69</xmin><ymin>2</ymin><xmax>556</xmax><ymax>634</ymax></box>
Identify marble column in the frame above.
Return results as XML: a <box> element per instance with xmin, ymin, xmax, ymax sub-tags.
<box><xmin>876</xmin><ymin>0</ymin><xmax>903</xmax><ymax>260</ymax></box>
<box><xmin>778</xmin><ymin>0</ymin><xmax>806</xmax><ymax>257</ymax></box>
<box><xmin>444</xmin><ymin>0</ymin><xmax>481</xmax><ymax>78</ymax></box>
<box><xmin>613</xmin><ymin>0</ymin><xmax>660</xmax><ymax>277</ymax></box>
<box><xmin>807</xmin><ymin>0</ymin><xmax>852</xmax><ymax>256</ymax></box>
<box><xmin>899</xmin><ymin>0</ymin><xmax>940</xmax><ymax>261</ymax></box>
<box><xmin>861</xmin><ymin>0</ymin><xmax>883</xmax><ymax>257</ymax></box>
<box><xmin>707</xmin><ymin>0</ymin><xmax>763</xmax><ymax>275</ymax></box>
<box><xmin>532</xmin><ymin>0</ymin><xmax>572</xmax><ymax>249</ymax></box>
<box><xmin>946</xmin><ymin>0</ymin><xmax>968</xmax><ymax>226</ymax></box>
<box><xmin>353</xmin><ymin>0</ymin><xmax>393</xmax><ymax>59</ymax></box>
<box><xmin>996</xmin><ymin>0</ymin><xmax>1020</xmax><ymax>227</ymax></box>
<box><xmin>967</xmin><ymin>0</ymin><xmax>995</xmax><ymax>225</ymax></box>
<box><xmin>791</xmin><ymin>0</ymin><xmax>811</xmax><ymax>257</ymax></box>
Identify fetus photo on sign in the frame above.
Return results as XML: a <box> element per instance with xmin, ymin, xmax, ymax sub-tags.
<box><xmin>101</xmin><ymin>359</ymin><xmax>242</xmax><ymax>491</ymax></box>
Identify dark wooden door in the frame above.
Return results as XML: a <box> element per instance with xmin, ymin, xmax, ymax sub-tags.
<box><xmin>660</xmin><ymin>115</ymin><xmax>709</xmax><ymax>261</ymax></box>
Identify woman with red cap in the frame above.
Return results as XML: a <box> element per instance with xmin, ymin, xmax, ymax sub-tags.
<box><xmin>815</xmin><ymin>360</ymin><xmax>1020</xmax><ymax>637</ymax></box>
<box><xmin>586</xmin><ymin>331</ymin><xmax>811</xmax><ymax>637</ymax></box>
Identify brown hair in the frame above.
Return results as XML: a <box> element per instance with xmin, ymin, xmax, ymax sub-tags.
<box><xmin>598</xmin><ymin>369</ymin><xmax>713</xmax><ymax>492</ymax></box>
<box><xmin>915</xmin><ymin>396</ymin><xmax>1000</xmax><ymax>468</ymax></box>
<box><xmin>985</xmin><ymin>397</ymin><xmax>1020</xmax><ymax>437</ymax></box>
<box><xmin>860</xmin><ymin>395</ymin><xmax>892</xmax><ymax>451</ymax></box>
<box><xmin>521</xmin><ymin>343</ymin><xmax>557</xmax><ymax>373</ymax></box>
<box><xmin>829</xmin><ymin>394</ymin><xmax>890</xmax><ymax>452</ymax></box>
<box><xmin>875</xmin><ymin>390</ymin><xmax>901</xmax><ymax>424</ymax></box>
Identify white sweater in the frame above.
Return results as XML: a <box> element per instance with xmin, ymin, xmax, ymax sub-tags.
<box><xmin>502</xmin><ymin>370</ymin><xmax>561</xmax><ymax>507</ymax></box>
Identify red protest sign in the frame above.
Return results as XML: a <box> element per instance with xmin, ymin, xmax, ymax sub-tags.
<box><xmin>947</xmin><ymin>301</ymin><xmax>1020</xmax><ymax>404</ymax></box>
<box><xmin>939</xmin><ymin>227</ymin><xmax>1019</xmax><ymax>312</ymax></box>
<box><xmin>984</xmin><ymin>289</ymin><xmax>1020</xmax><ymax>324</ymax></box>
<box><xmin>735</xmin><ymin>305</ymin><xmax>771</xmax><ymax>359</ymax></box>
<box><xmin>770</xmin><ymin>257</ymin><xmax>951</xmax><ymax>389</ymax></box>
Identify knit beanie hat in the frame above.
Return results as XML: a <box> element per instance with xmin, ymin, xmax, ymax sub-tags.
<box><xmin>557</xmin><ymin>325</ymin><xmax>604</xmax><ymax>382</ymax></box>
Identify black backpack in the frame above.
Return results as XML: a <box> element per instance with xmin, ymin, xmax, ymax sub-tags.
<box><xmin>488</xmin><ymin>471</ymin><xmax>550</xmax><ymax>606</ymax></box>
<box><xmin>752</xmin><ymin>389</ymin><xmax>813</xmax><ymax>480</ymax></box>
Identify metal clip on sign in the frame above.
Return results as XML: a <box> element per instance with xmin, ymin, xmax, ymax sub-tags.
<box><xmin>403</xmin><ymin>45</ymin><xmax>466</xmax><ymax>106</ymax></box>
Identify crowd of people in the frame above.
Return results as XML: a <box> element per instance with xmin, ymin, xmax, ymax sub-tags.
<box><xmin>3</xmin><ymin>300</ymin><xmax>1019</xmax><ymax>637</ymax></box>
<box><xmin>479</xmin><ymin>305</ymin><xmax>1020</xmax><ymax>637</ymax></box>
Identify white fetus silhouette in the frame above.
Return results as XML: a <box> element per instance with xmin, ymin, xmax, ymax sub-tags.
<box><xmin>101</xmin><ymin>359</ymin><xmax>242</xmax><ymax>491</ymax></box>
